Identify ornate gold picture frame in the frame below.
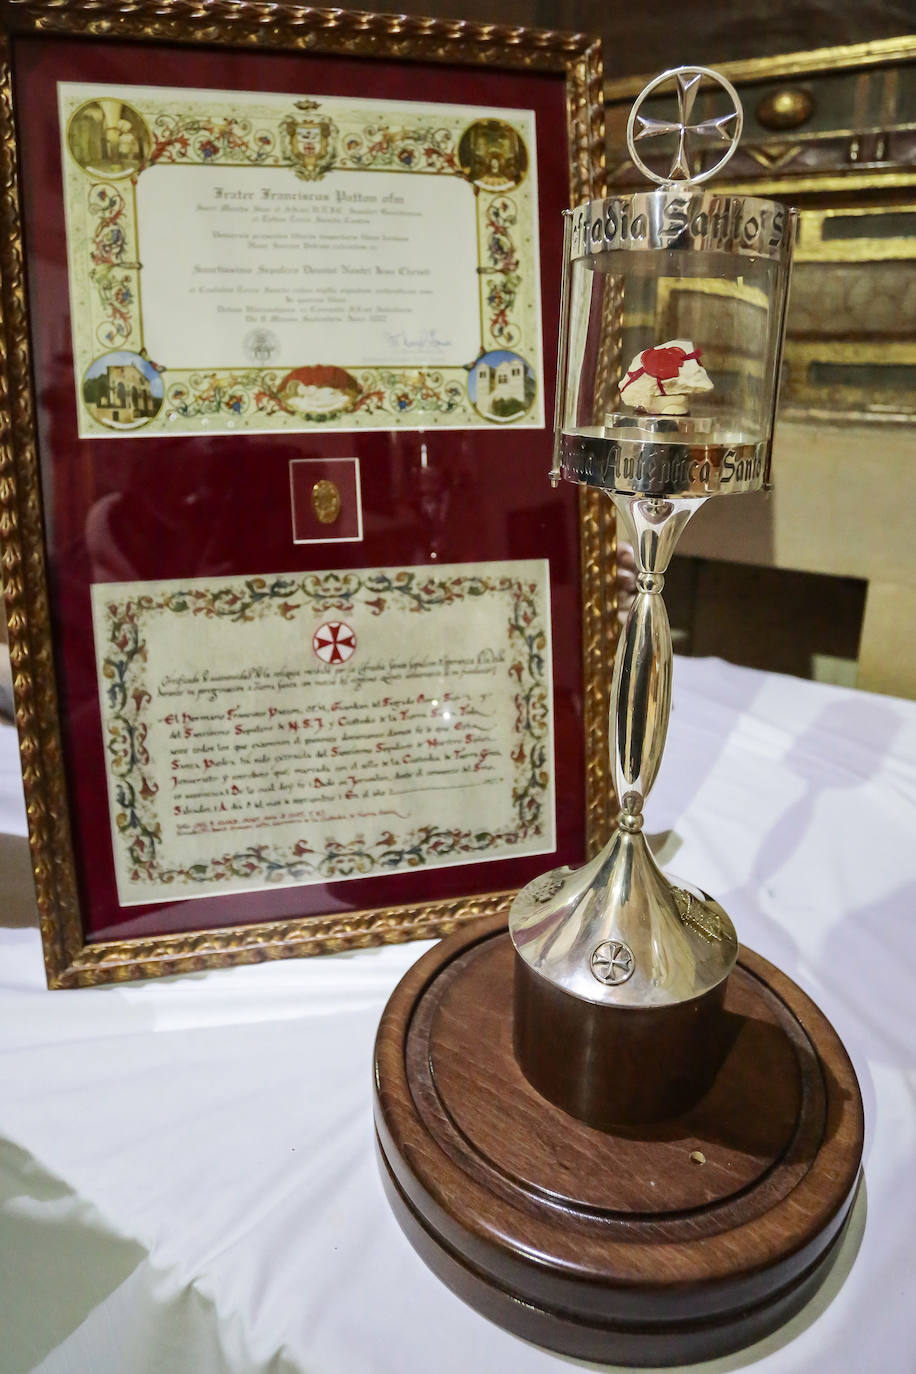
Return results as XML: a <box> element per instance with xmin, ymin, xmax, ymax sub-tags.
<box><xmin>0</xmin><ymin>2</ymin><xmax>615</xmax><ymax>987</ymax></box>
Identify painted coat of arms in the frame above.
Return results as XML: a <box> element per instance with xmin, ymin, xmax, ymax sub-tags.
<box><xmin>280</xmin><ymin>99</ymin><xmax>338</xmax><ymax>180</ymax></box>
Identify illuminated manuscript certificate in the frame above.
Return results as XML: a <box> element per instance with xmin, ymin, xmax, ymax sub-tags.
<box><xmin>59</xmin><ymin>82</ymin><xmax>543</xmax><ymax>436</ymax></box>
<box><xmin>91</xmin><ymin>559</ymin><xmax>554</xmax><ymax>905</ymax></box>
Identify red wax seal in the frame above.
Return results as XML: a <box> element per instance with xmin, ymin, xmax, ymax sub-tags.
<box><xmin>619</xmin><ymin>343</ymin><xmax>703</xmax><ymax>397</ymax></box>
<box><xmin>641</xmin><ymin>346</ymin><xmax>687</xmax><ymax>381</ymax></box>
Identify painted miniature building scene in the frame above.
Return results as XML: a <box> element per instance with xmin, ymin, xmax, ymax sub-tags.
<box><xmin>82</xmin><ymin>357</ymin><xmax>164</xmax><ymax>427</ymax></box>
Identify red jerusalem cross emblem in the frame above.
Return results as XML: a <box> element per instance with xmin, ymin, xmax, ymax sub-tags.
<box><xmin>312</xmin><ymin>621</ymin><xmax>356</xmax><ymax>665</ymax></box>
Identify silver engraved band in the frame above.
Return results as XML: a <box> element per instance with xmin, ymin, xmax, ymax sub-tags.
<box><xmin>569</xmin><ymin>190</ymin><xmax>794</xmax><ymax>263</ymax></box>
<box><xmin>558</xmin><ymin>432</ymin><xmax>770</xmax><ymax>497</ymax></box>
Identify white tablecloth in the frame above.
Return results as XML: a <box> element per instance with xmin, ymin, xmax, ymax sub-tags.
<box><xmin>1</xmin><ymin>656</ymin><xmax>914</xmax><ymax>1373</ymax></box>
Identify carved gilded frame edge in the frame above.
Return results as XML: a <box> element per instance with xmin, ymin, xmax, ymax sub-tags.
<box><xmin>603</xmin><ymin>34</ymin><xmax>916</xmax><ymax>103</ymax></box>
<box><xmin>0</xmin><ymin>2</ymin><xmax>611</xmax><ymax>988</ymax></box>
<box><xmin>604</xmin><ymin>34</ymin><xmax>916</xmax><ymax>197</ymax></box>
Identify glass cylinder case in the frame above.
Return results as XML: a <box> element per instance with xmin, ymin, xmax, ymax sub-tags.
<box><xmin>555</xmin><ymin>189</ymin><xmax>796</xmax><ymax>497</ymax></box>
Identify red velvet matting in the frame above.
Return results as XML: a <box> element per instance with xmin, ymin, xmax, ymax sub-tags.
<box><xmin>13</xmin><ymin>35</ymin><xmax>586</xmax><ymax>941</ymax></box>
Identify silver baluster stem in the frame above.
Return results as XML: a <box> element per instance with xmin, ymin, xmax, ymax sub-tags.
<box><xmin>510</xmin><ymin>491</ymin><xmax>737</xmax><ymax>1010</ymax></box>
<box><xmin>609</xmin><ymin>494</ymin><xmax>699</xmax><ymax>827</ymax></box>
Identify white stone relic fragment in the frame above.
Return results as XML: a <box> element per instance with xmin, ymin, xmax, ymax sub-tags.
<box><xmin>618</xmin><ymin>339</ymin><xmax>713</xmax><ymax>416</ymax></box>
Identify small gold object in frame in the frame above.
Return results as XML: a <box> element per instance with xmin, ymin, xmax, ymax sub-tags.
<box><xmin>311</xmin><ymin>479</ymin><xmax>341</xmax><ymax>525</ymax></box>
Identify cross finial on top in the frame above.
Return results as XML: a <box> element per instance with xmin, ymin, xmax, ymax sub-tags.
<box><xmin>626</xmin><ymin>66</ymin><xmax>744</xmax><ymax>187</ymax></box>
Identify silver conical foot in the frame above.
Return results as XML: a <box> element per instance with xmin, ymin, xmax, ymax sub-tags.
<box><xmin>509</xmin><ymin>828</ymin><xmax>737</xmax><ymax>1009</ymax></box>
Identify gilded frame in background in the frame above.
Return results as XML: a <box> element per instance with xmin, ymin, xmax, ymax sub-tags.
<box><xmin>0</xmin><ymin>2</ymin><xmax>616</xmax><ymax>987</ymax></box>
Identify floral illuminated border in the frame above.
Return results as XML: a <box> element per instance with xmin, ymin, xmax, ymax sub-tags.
<box><xmin>64</xmin><ymin>85</ymin><xmax>542</xmax><ymax>435</ymax></box>
<box><xmin>97</xmin><ymin>568</ymin><xmax>552</xmax><ymax>893</ymax></box>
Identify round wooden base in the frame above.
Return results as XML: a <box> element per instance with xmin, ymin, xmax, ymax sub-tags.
<box><xmin>374</xmin><ymin>915</ymin><xmax>864</xmax><ymax>1367</ymax></box>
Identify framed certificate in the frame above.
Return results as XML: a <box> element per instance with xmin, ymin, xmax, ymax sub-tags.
<box><xmin>0</xmin><ymin>2</ymin><xmax>615</xmax><ymax>987</ymax></box>
<box><xmin>61</xmin><ymin>81</ymin><xmax>546</xmax><ymax>437</ymax></box>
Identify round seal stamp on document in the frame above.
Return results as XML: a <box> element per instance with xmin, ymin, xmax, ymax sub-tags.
<box><xmin>313</xmin><ymin>621</ymin><xmax>357</xmax><ymax>665</ymax></box>
<box><xmin>243</xmin><ymin>328</ymin><xmax>279</xmax><ymax>364</ymax></box>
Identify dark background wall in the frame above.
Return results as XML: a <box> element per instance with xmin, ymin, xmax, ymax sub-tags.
<box><xmin>375</xmin><ymin>1</ymin><xmax>914</xmax><ymax>78</ymax></box>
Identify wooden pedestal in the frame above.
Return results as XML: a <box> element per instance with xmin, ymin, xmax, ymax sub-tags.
<box><xmin>373</xmin><ymin>915</ymin><xmax>864</xmax><ymax>1367</ymax></box>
